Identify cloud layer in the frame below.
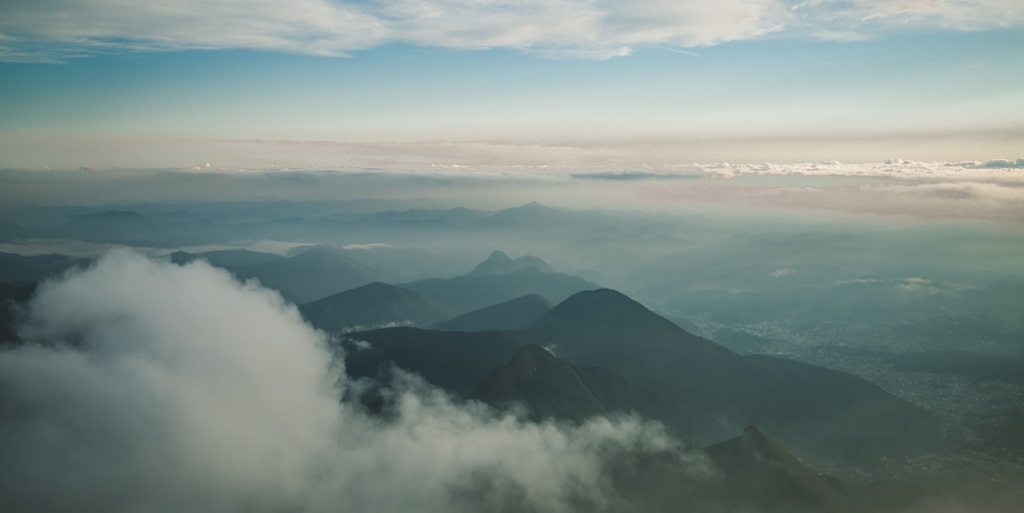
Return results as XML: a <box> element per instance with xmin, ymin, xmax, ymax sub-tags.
<box><xmin>0</xmin><ymin>250</ymin><xmax>682</xmax><ymax>512</ymax></box>
<box><xmin>2</xmin><ymin>0</ymin><xmax>1023</xmax><ymax>61</ymax></box>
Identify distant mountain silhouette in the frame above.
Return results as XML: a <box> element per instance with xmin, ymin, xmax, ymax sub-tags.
<box><xmin>432</xmin><ymin>294</ymin><xmax>551</xmax><ymax>332</ymax></box>
<box><xmin>481</xmin><ymin>202</ymin><xmax>568</xmax><ymax>229</ymax></box>
<box><xmin>169</xmin><ymin>249</ymin><xmax>283</xmax><ymax>268</ymax></box>
<box><xmin>0</xmin><ymin>252</ymin><xmax>85</xmax><ymax>284</ymax></box>
<box><xmin>300</xmin><ymin>282</ymin><xmax>447</xmax><ymax>333</ymax></box>
<box><xmin>465</xmin><ymin>250</ymin><xmax>555</xmax><ymax>277</ymax></box>
<box><xmin>401</xmin><ymin>266</ymin><xmax>596</xmax><ymax>316</ymax></box>
<box><xmin>57</xmin><ymin>211</ymin><xmax>154</xmax><ymax>244</ymax></box>
<box><xmin>230</xmin><ymin>247</ymin><xmax>389</xmax><ymax>303</ymax></box>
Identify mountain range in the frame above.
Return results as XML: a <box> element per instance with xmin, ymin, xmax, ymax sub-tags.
<box><xmin>343</xmin><ymin>287</ymin><xmax>942</xmax><ymax>465</ymax></box>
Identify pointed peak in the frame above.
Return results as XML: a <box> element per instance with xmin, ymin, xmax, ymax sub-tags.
<box><xmin>743</xmin><ymin>425</ymin><xmax>767</xmax><ymax>440</ymax></box>
<box><xmin>534</xmin><ymin>288</ymin><xmax>681</xmax><ymax>332</ymax></box>
<box><xmin>555</xmin><ymin>288</ymin><xmax>640</xmax><ymax>309</ymax></box>
<box><xmin>486</xmin><ymin>250</ymin><xmax>513</xmax><ymax>261</ymax></box>
<box><xmin>466</xmin><ymin>247</ymin><xmax>544</xmax><ymax>276</ymax></box>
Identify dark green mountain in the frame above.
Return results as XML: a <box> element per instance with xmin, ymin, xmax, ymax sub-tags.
<box><xmin>471</xmin><ymin>344</ymin><xmax>664</xmax><ymax>422</ymax></box>
<box><xmin>339</xmin><ymin>287</ymin><xmax>941</xmax><ymax>464</ymax></box>
<box><xmin>339</xmin><ymin>327</ymin><xmax>522</xmax><ymax>396</ymax></box>
<box><xmin>0</xmin><ymin>252</ymin><xmax>85</xmax><ymax>284</ymax></box>
<box><xmin>0</xmin><ymin>282</ymin><xmax>35</xmax><ymax>345</ymax></box>
<box><xmin>432</xmin><ymin>294</ymin><xmax>551</xmax><ymax>332</ymax></box>
<box><xmin>300</xmin><ymin>282</ymin><xmax>447</xmax><ymax>333</ymax></box>
<box><xmin>230</xmin><ymin>247</ymin><xmax>388</xmax><ymax>303</ymax></box>
<box><xmin>705</xmin><ymin>426</ymin><xmax>848</xmax><ymax>513</ymax></box>
<box><xmin>521</xmin><ymin>289</ymin><xmax>743</xmax><ymax>412</ymax></box>
<box><xmin>517</xmin><ymin>289</ymin><xmax>942</xmax><ymax>463</ymax></box>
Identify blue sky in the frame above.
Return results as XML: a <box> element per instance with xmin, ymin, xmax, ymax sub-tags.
<box><xmin>1</xmin><ymin>1</ymin><xmax>1022</xmax><ymax>168</ymax></box>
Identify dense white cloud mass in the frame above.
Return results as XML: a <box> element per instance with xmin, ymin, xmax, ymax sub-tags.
<box><xmin>2</xmin><ymin>0</ymin><xmax>1022</xmax><ymax>61</ymax></box>
<box><xmin>0</xmin><ymin>250</ymin><xmax>683</xmax><ymax>512</ymax></box>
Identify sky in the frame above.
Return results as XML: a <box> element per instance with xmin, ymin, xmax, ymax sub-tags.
<box><xmin>0</xmin><ymin>1</ymin><xmax>1023</xmax><ymax>168</ymax></box>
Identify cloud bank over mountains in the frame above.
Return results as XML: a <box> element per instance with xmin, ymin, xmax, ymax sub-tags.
<box><xmin>0</xmin><ymin>251</ymin><xmax>683</xmax><ymax>512</ymax></box>
<box><xmin>1</xmin><ymin>156</ymin><xmax>1022</xmax><ymax>222</ymax></box>
<box><xmin>2</xmin><ymin>0</ymin><xmax>1023</xmax><ymax>61</ymax></box>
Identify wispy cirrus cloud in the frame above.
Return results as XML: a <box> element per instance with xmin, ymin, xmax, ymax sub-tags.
<box><xmin>1</xmin><ymin>0</ymin><xmax>1022</xmax><ymax>62</ymax></box>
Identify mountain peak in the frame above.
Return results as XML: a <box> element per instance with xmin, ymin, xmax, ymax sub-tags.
<box><xmin>540</xmin><ymin>289</ymin><xmax>654</xmax><ymax>324</ymax></box>
<box><xmin>300</xmin><ymin>282</ymin><xmax>445</xmax><ymax>333</ymax></box>
<box><xmin>466</xmin><ymin>250</ymin><xmax>555</xmax><ymax>277</ymax></box>
<box><xmin>486</xmin><ymin>250</ymin><xmax>513</xmax><ymax>262</ymax></box>
<box><xmin>432</xmin><ymin>294</ymin><xmax>552</xmax><ymax>332</ymax></box>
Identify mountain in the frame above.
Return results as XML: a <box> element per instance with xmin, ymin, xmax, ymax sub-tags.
<box><xmin>0</xmin><ymin>252</ymin><xmax>84</xmax><ymax>284</ymax></box>
<box><xmin>521</xmin><ymin>289</ymin><xmax>743</xmax><ymax>410</ymax></box>
<box><xmin>480</xmin><ymin>202</ymin><xmax>572</xmax><ymax>230</ymax></box>
<box><xmin>432</xmin><ymin>294</ymin><xmax>552</xmax><ymax>332</ymax></box>
<box><xmin>471</xmin><ymin>344</ymin><xmax>665</xmax><ymax>423</ymax></box>
<box><xmin>0</xmin><ymin>282</ymin><xmax>35</xmax><ymax>345</ymax></box>
<box><xmin>341</xmin><ymin>246</ymin><xmax>461</xmax><ymax>281</ymax></box>
<box><xmin>0</xmin><ymin>222</ymin><xmax>30</xmax><ymax>241</ymax></box>
<box><xmin>742</xmin><ymin>354</ymin><xmax>942</xmax><ymax>462</ymax></box>
<box><xmin>300</xmin><ymin>282</ymin><xmax>448</xmax><ymax>333</ymax></box>
<box><xmin>339</xmin><ymin>327</ymin><xmax>522</xmax><ymax>396</ymax></box>
<box><xmin>229</xmin><ymin>247</ymin><xmax>388</xmax><ymax>303</ymax></box>
<box><xmin>57</xmin><ymin>211</ymin><xmax>154</xmax><ymax>244</ymax></box>
<box><xmin>331</xmin><ymin>286</ymin><xmax>941</xmax><ymax>464</ymax></box>
<box><xmin>170</xmin><ymin>249</ymin><xmax>284</xmax><ymax>269</ymax></box>
<box><xmin>401</xmin><ymin>266</ymin><xmax>597</xmax><ymax>316</ymax></box>
<box><xmin>198</xmin><ymin>249</ymin><xmax>283</xmax><ymax>267</ymax></box>
<box><xmin>704</xmin><ymin>426</ymin><xmax>849</xmax><ymax>513</ymax></box>
<box><xmin>518</xmin><ymin>289</ymin><xmax>942</xmax><ymax>463</ymax></box>
<box><xmin>606</xmin><ymin>425</ymin><xmax>854</xmax><ymax>513</ymax></box>
<box><xmin>465</xmin><ymin>250</ymin><xmax>555</xmax><ymax>277</ymax></box>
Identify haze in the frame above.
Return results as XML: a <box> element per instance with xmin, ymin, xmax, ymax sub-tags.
<box><xmin>1</xmin><ymin>2</ymin><xmax>1022</xmax><ymax>512</ymax></box>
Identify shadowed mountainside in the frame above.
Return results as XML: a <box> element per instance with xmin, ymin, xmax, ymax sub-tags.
<box><xmin>401</xmin><ymin>267</ymin><xmax>596</xmax><ymax>316</ymax></box>
<box><xmin>229</xmin><ymin>247</ymin><xmax>390</xmax><ymax>303</ymax></box>
<box><xmin>301</xmin><ymin>282</ymin><xmax>448</xmax><ymax>333</ymax></box>
<box><xmin>349</xmin><ymin>288</ymin><xmax>942</xmax><ymax>465</ymax></box>
<box><xmin>518</xmin><ymin>289</ymin><xmax>942</xmax><ymax>463</ymax></box>
<box><xmin>432</xmin><ymin>294</ymin><xmax>552</xmax><ymax>332</ymax></box>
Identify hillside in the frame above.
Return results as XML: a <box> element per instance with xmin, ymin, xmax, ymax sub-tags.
<box><xmin>432</xmin><ymin>294</ymin><xmax>551</xmax><ymax>332</ymax></box>
<box><xmin>301</xmin><ymin>282</ymin><xmax>447</xmax><ymax>333</ymax></box>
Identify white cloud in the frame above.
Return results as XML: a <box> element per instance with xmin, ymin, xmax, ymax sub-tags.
<box><xmin>771</xmin><ymin>266</ymin><xmax>796</xmax><ymax>277</ymax></box>
<box><xmin>2</xmin><ymin>0</ymin><xmax>1022</xmax><ymax>61</ymax></box>
<box><xmin>668</xmin><ymin>158</ymin><xmax>1024</xmax><ymax>180</ymax></box>
<box><xmin>342</xmin><ymin>242</ymin><xmax>393</xmax><ymax>250</ymax></box>
<box><xmin>973</xmin><ymin>158</ymin><xmax>1024</xmax><ymax>169</ymax></box>
<box><xmin>0</xmin><ymin>250</ymin><xmax>690</xmax><ymax>512</ymax></box>
<box><xmin>837</xmin><ymin>276</ymin><xmax>941</xmax><ymax>293</ymax></box>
